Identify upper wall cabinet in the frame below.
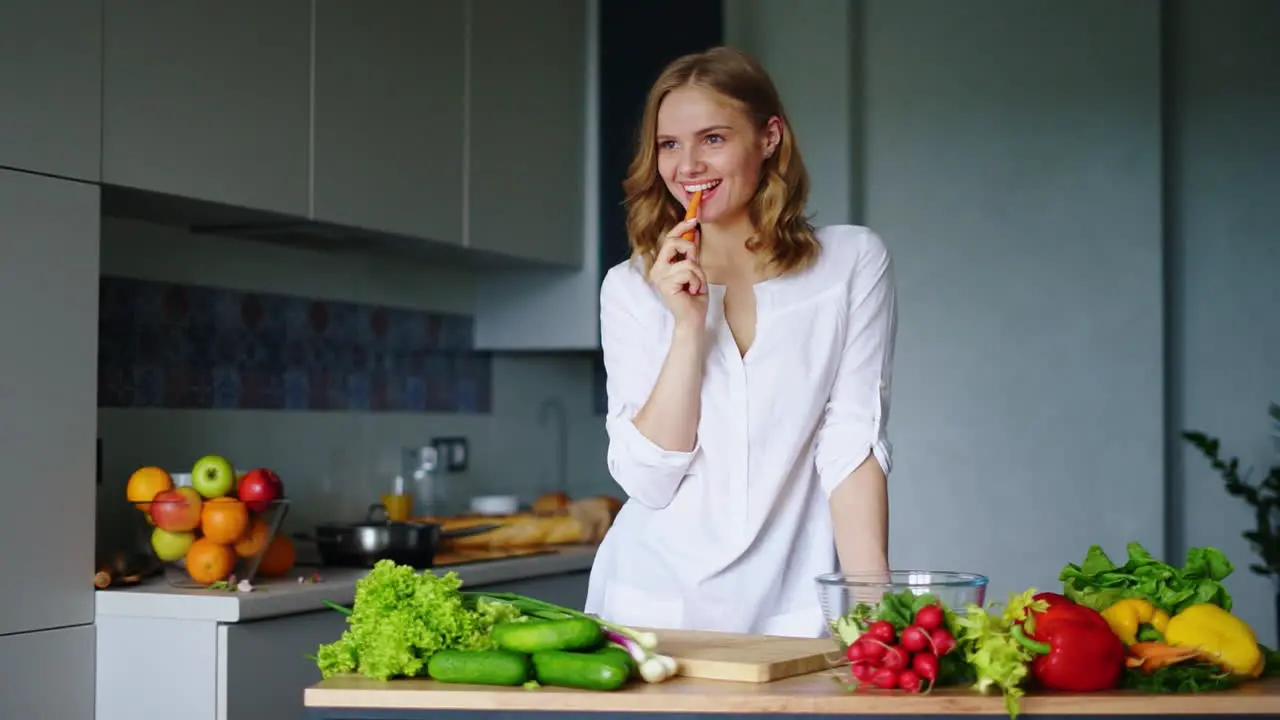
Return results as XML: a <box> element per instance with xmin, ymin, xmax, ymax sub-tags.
<box><xmin>473</xmin><ymin>0</ymin><xmax>722</xmax><ymax>350</ymax></box>
<box><xmin>312</xmin><ymin>0</ymin><xmax>467</xmax><ymax>247</ymax></box>
<box><xmin>102</xmin><ymin>1</ymin><xmax>312</xmax><ymax>217</ymax></box>
<box><xmin>467</xmin><ymin>0</ymin><xmax>587</xmax><ymax>267</ymax></box>
<box><xmin>96</xmin><ymin>0</ymin><xmax>591</xmax><ymax>270</ymax></box>
<box><xmin>0</xmin><ymin>0</ymin><xmax>102</xmax><ymax>182</ymax></box>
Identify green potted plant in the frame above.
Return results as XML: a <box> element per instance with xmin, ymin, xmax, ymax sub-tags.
<box><xmin>1182</xmin><ymin>402</ymin><xmax>1280</xmax><ymax>646</ymax></box>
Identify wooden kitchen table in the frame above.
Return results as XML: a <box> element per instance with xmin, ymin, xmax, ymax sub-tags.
<box><xmin>304</xmin><ymin>672</ymin><xmax>1280</xmax><ymax>719</ymax></box>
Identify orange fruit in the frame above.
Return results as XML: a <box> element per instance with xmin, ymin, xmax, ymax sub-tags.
<box><xmin>256</xmin><ymin>536</ymin><xmax>296</xmax><ymax>577</ymax></box>
<box><xmin>126</xmin><ymin>466</ymin><xmax>173</xmax><ymax>511</ymax></box>
<box><xmin>200</xmin><ymin>497</ymin><xmax>249</xmax><ymax>544</ymax></box>
<box><xmin>233</xmin><ymin>518</ymin><xmax>271</xmax><ymax>558</ymax></box>
<box><xmin>185</xmin><ymin>537</ymin><xmax>236</xmax><ymax>585</ymax></box>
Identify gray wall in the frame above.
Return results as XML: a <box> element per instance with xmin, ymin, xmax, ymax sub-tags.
<box><xmin>727</xmin><ymin>0</ymin><xmax>1279</xmax><ymax>642</ymax></box>
<box><xmin>1170</xmin><ymin>0</ymin><xmax>1280</xmax><ymax>638</ymax></box>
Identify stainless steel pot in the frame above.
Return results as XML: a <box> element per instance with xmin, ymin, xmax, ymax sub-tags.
<box><xmin>314</xmin><ymin>518</ymin><xmax>441</xmax><ymax>568</ymax></box>
<box><xmin>311</xmin><ymin>503</ymin><xmax>497</xmax><ymax>569</ymax></box>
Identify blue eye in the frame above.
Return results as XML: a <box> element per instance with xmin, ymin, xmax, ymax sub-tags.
<box><xmin>704</xmin><ymin>134</ymin><xmax>724</xmax><ymax>144</ymax></box>
<box><xmin>658</xmin><ymin>140</ymin><xmax>677</xmax><ymax>151</ymax></box>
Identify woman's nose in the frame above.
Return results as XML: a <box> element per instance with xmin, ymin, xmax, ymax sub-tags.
<box><xmin>678</xmin><ymin>147</ymin><xmax>704</xmax><ymax>176</ymax></box>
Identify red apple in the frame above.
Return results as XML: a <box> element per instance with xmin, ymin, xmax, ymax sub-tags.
<box><xmin>238</xmin><ymin>468</ymin><xmax>283</xmax><ymax>512</ymax></box>
<box><xmin>150</xmin><ymin>487</ymin><xmax>203</xmax><ymax>533</ymax></box>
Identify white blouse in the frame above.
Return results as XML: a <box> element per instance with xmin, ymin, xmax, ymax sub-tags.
<box><xmin>584</xmin><ymin>224</ymin><xmax>898</xmax><ymax>638</ymax></box>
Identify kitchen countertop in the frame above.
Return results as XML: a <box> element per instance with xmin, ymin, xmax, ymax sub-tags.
<box><xmin>94</xmin><ymin>545</ymin><xmax>597</xmax><ymax>623</ymax></box>
<box><xmin>304</xmin><ymin>672</ymin><xmax>1280</xmax><ymax>717</ymax></box>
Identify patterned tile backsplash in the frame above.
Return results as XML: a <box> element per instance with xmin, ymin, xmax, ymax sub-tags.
<box><xmin>97</xmin><ymin>275</ymin><xmax>492</xmax><ymax>412</ymax></box>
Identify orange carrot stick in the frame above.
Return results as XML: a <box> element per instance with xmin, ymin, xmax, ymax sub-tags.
<box><xmin>680</xmin><ymin>190</ymin><xmax>702</xmax><ymax>242</ymax></box>
<box><xmin>1124</xmin><ymin>641</ymin><xmax>1201</xmax><ymax>674</ymax></box>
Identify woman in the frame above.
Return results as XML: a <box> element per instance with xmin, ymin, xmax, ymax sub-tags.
<box><xmin>584</xmin><ymin>46</ymin><xmax>897</xmax><ymax>638</ymax></box>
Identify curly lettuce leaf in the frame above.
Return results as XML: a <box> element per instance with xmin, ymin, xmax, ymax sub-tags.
<box><xmin>1058</xmin><ymin>541</ymin><xmax>1233</xmax><ymax>614</ymax></box>
<box><xmin>1122</xmin><ymin>663</ymin><xmax>1243</xmax><ymax>693</ymax></box>
<box><xmin>315</xmin><ymin>560</ymin><xmax>523</xmax><ymax>681</ymax></box>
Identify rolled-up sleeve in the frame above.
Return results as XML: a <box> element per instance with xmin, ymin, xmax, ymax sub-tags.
<box><xmin>814</xmin><ymin>231</ymin><xmax>898</xmax><ymax>497</ymax></box>
<box><xmin>599</xmin><ymin>266</ymin><xmax>698</xmax><ymax>508</ymax></box>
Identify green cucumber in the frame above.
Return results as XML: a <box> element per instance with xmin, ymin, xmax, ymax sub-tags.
<box><xmin>491</xmin><ymin>618</ymin><xmax>603</xmax><ymax>654</ymax></box>
<box><xmin>593</xmin><ymin>646</ymin><xmax>638</xmax><ymax>679</ymax></box>
<box><xmin>531</xmin><ymin>647</ymin><xmax>634</xmax><ymax>691</ymax></box>
<box><xmin>426</xmin><ymin>649</ymin><xmax>532</xmax><ymax>686</ymax></box>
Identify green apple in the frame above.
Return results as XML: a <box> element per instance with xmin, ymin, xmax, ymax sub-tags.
<box><xmin>191</xmin><ymin>454</ymin><xmax>236</xmax><ymax>499</ymax></box>
<box><xmin>151</xmin><ymin>527</ymin><xmax>195</xmax><ymax>561</ymax></box>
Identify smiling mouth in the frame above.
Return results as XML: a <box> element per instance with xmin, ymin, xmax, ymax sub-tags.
<box><xmin>681</xmin><ymin>179</ymin><xmax>721</xmax><ymax>194</ymax></box>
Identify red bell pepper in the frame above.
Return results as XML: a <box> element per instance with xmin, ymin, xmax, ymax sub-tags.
<box><xmin>1012</xmin><ymin>592</ymin><xmax>1125</xmax><ymax>692</ymax></box>
<box><xmin>1030</xmin><ymin>592</ymin><xmax>1115</xmax><ymax>633</ymax></box>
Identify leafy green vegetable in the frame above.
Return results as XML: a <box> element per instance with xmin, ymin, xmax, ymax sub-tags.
<box><xmin>315</xmin><ymin>560</ymin><xmax>523</xmax><ymax>681</ymax></box>
<box><xmin>1261</xmin><ymin>644</ymin><xmax>1280</xmax><ymax>678</ymax></box>
<box><xmin>878</xmin><ymin>589</ymin><xmax>942</xmax><ymax>629</ymax></box>
<box><xmin>1058</xmin><ymin>541</ymin><xmax>1234</xmax><ymax>614</ymax></box>
<box><xmin>952</xmin><ymin>589</ymin><xmax>1048</xmax><ymax>720</ymax></box>
<box><xmin>1121</xmin><ymin>663</ymin><xmax>1242</xmax><ymax>693</ymax></box>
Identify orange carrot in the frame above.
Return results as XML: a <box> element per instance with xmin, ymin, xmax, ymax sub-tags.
<box><xmin>680</xmin><ymin>190</ymin><xmax>702</xmax><ymax>242</ymax></box>
<box><xmin>1124</xmin><ymin>641</ymin><xmax>1201</xmax><ymax>674</ymax></box>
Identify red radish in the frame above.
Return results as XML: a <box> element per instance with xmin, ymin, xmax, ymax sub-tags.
<box><xmin>880</xmin><ymin>644</ymin><xmax>909</xmax><ymax>672</ymax></box>
<box><xmin>866</xmin><ymin>620</ymin><xmax>896</xmax><ymax>644</ymax></box>
<box><xmin>911</xmin><ymin>652</ymin><xmax>940</xmax><ymax>681</ymax></box>
<box><xmin>856</xmin><ymin>637</ymin><xmax>887</xmax><ymax>661</ymax></box>
<box><xmin>899</xmin><ymin>624</ymin><xmax>930</xmax><ymax>653</ymax></box>
<box><xmin>850</xmin><ymin>662</ymin><xmax>876</xmax><ymax>682</ymax></box>
<box><xmin>870</xmin><ymin>667</ymin><xmax>899</xmax><ymax>689</ymax></box>
<box><xmin>897</xmin><ymin>669</ymin><xmax>924</xmax><ymax>693</ymax></box>
<box><xmin>930</xmin><ymin>628</ymin><xmax>957</xmax><ymax>656</ymax></box>
<box><xmin>914</xmin><ymin>604</ymin><xmax>944</xmax><ymax>631</ymax></box>
<box><xmin>845</xmin><ymin>642</ymin><xmax>868</xmax><ymax>663</ymax></box>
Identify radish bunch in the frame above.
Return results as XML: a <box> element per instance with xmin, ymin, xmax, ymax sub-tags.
<box><xmin>843</xmin><ymin>602</ymin><xmax>957</xmax><ymax>693</ymax></box>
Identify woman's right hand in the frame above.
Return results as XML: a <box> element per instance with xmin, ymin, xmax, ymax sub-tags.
<box><xmin>648</xmin><ymin>218</ymin><xmax>710</xmax><ymax>329</ymax></box>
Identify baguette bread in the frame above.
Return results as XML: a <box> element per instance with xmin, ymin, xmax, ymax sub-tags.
<box><xmin>443</xmin><ymin>495</ymin><xmax>624</xmax><ymax>549</ymax></box>
<box><xmin>445</xmin><ymin>515</ymin><xmax>587</xmax><ymax>549</ymax></box>
<box><xmin>531</xmin><ymin>491</ymin><xmax>572</xmax><ymax>516</ymax></box>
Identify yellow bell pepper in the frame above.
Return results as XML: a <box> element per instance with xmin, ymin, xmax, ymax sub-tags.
<box><xmin>1100</xmin><ymin>598</ymin><xmax>1171</xmax><ymax>645</ymax></box>
<box><xmin>1163</xmin><ymin>603</ymin><xmax>1264</xmax><ymax>678</ymax></box>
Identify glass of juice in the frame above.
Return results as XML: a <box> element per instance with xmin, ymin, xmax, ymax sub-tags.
<box><xmin>380</xmin><ymin>492</ymin><xmax>413</xmax><ymax>522</ymax></box>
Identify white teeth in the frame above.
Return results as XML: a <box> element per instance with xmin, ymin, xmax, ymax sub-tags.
<box><xmin>682</xmin><ymin>180</ymin><xmax>720</xmax><ymax>193</ymax></box>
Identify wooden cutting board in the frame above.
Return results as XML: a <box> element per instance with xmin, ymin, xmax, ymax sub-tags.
<box><xmin>648</xmin><ymin>628</ymin><xmax>840</xmax><ymax>683</ymax></box>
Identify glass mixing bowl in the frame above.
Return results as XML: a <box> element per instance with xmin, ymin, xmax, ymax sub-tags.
<box><xmin>815</xmin><ymin>570</ymin><xmax>989</xmax><ymax>651</ymax></box>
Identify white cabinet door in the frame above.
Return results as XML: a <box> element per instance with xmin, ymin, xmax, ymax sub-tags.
<box><xmin>0</xmin><ymin>170</ymin><xmax>98</xmax><ymax>635</ymax></box>
<box><xmin>0</xmin><ymin>624</ymin><xmax>94</xmax><ymax>719</ymax></box>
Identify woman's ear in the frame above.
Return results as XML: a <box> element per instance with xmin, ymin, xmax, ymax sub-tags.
<box><xmin>762</xmin><ymin>115</ymin><xmax>783</xmax><ymax>158</ymax></box>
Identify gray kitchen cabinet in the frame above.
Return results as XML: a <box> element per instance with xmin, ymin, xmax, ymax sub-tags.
<box><xmin>0</xmin><ymin>624</ymin><xmax>95</xmax><ymax>719</ymax></box>
<box><xmin>101</xmin><ymin>0</ymin><xmax>311</xmax><ymax>217</ymax></box>
<box><xmin>0</xmin><ymin>0</ymin><xmax>102</xmax><ymax>182</ymax></box>
<box><xmin>312</xmin><ymin>0</ymin><xmax>467</xmax><ymax>246</ymax></box>
<box><xmin>0</xmin><ymin>169</ymin><xmax>98</xmax><ymax>638</ymax></box>
<box><xmin>220</xmin><ymin>611</ymin><xmax>349</xmax><ymax>720</ymax></box>
<box><xmin>467</xmin><ymin>0</ymin><xmax>588</xmax><ymax>266</ymax></box>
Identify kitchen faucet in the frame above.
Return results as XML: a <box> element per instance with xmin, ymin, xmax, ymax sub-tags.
<box><xmin>537</xmin><ymin>397</ymin><xmax>568</xmax><ymax>496</ymax></box>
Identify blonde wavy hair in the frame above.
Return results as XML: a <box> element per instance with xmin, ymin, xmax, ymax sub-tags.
<box><xmin>622</xmin><ymin>46</ymin><xmax>818</xmax><ymax>275</ymax></box>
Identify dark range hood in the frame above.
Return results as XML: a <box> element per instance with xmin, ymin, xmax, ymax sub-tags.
<box><xmin>100</xmin><ymin>183</ymin><xmax>553</xmax><ymax>271</ymax></box>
